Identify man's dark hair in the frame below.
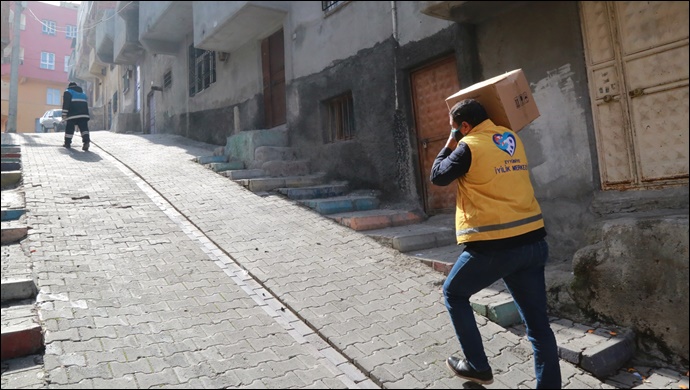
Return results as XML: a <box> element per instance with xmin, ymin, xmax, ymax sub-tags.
<box><xmin>450</xmin><ymin>99</ymin><xmax>489</xmax><ymax>127</ymax></box>
<box><xmin>68</xmin><ymin>82</ymin><xmax>78</xmax><ymax>88</ymax></box>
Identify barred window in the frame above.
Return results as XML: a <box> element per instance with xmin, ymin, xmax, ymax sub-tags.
<box><xmin>322</xmin><ymin>1</ymin><xmax>342</xmax><ymax>12</ymax></box>
<box><xmin>325</xmin><ymin>92</ymin><xmax>354</xmax><ymax>142</ymax></box>
<box><xmin>188</xmin><ymin>46</ymin><xmax>216</xmax><ymax>97</ymax></box>
<box><xmin>163</xmin><ymin>70</ymin><xmax>172</xmax><ymax>89</ymax></box>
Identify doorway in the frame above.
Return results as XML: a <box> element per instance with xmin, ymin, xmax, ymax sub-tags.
<box><xmin>410</xmin><ymin>55</ymin><xmax>461</xmax><ymax>214</ymax></box>
<box><xmin>261</xmin><ymin>28</ymin><xmax>286</xmax><ymax>128</ymax></box>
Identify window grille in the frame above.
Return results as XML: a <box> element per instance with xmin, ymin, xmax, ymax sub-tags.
<box><xmin>42</xmin><ymin>20</ymin><xmax>56</xmax><ymax>35</ymax></box>
<box><xmin>188</xmin><ymin>46</ymin><xmax>216</xmax><ymax>97</ymax></box>
<box><xmin>325</xmin><ymin>92</ymin><xmax>354</xmax><ymax>142</ymax></box>
<box><xmin>322</xmin><ymin>1</ymin><xmax>342</xmax><ymax>12</ymax></box>
<box><xmin>122</xmin><ymin>69</ymin><xmax>130</xmax><ymax>93</ymax></box>
<box><xmin>163</xmin><ymin>70</ymin><xmax>172</xmax><ymax>89</ymax></box>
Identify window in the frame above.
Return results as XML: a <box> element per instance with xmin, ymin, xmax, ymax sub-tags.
<box><xmin>64</xmin><ymin>56</ymin><xmax>70</xmax><ymax>72</ymax></box>
<box><xmin>40</xmin><ymin>52</ymin><xmax>55</xmax><ymax>70</ymax></box>
<box><xmin>322</xmin><ymin>1</ymin><xmax>344</xmax><ymax>12</ymax></box>
<box><xmin>123</xmin><ymin>69</ymin><xmax>130</xmax><ymax>93</ymax></box>
<box><xmin>2</xmin><ymin>46</ymin><xmax>24</xmax><ymax>64</ymax></box>
<box><xmin>66</xmin><ymin>25</ymin><xmax>77</xmax><ymax>39</ymax></box>
<box><xmin>41</xmin><ymin>51</ymin><xmax>55</xmax><ymax>70</ymax></box>
<box><xmin>42</xmin><ymin>20</ymin><xmax>56</xmax><ymax>35</ymax></box>
<box><xmin>325</xmin><ymin>92</ymin><xmax>354</xmax><ymax>142</ymax></box>
<box><xmin>112</xmin><ymin>92</ymin><xmax>118</xmax><ymax>113</ymax></box>
<box><xmin>9</xmin><ymin>11</ymin><xmax>26</xmax><ymax>30</ymax></box>
<box><xmin>47</xmin><ymin>88</ymin><xmax>61</xmax><ymax>105</ymax></box>
<box><xmin>188</xmin><ymin>46</ymin><xmax>216</xmax><ymax>97</ymax></box>
<box><xmin>163</xmin><ymin>70</ymin><xmax>172</xmax><ymax>89</ymax></box>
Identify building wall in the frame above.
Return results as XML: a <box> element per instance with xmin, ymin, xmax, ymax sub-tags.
<box><xmin>472</xmin><ymin>1</ymin><xmax>596</xmax><ymax>261</ymax></box>
<box><xmin>1</xmin><ymin>1</ymin><xmax>77</xmax><ymax>133</ymax></box>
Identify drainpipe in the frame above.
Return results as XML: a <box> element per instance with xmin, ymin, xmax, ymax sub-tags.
<box><xmin>391</xmin><ymin>1</ymin><xmax>399</xmax><ymax>110</ymax></box>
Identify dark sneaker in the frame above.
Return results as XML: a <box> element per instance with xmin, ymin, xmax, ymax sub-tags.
<box><xmin>62</xmin><ymin>143</ymin><xmax>71</xmax><ymax>149</ymax></box>
<box><xmin>446</xmin><ymin>356</ymin><xmax>494</xmax><ymax>385</ymax></box>
<box><xmin>82</xmin><ymin>142</ymin><xmax>89</xmax><ymax>151</ymax></box>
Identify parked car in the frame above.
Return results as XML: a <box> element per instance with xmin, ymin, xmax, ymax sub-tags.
<box><xmin>39</xmin><ymin>109</ymin><xmax>65</xmax><ymax>132</ymax></box>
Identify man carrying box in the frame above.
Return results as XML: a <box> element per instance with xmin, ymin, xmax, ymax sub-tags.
<box><xmin>430</xmin><ymin>98</ymin><xmax>561</xmax><ymax>389</ymax></box>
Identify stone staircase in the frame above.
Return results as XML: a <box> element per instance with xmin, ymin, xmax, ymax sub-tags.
<box><xmin>1</xmin><ymin>144</ymin><xmax>44</xmax><ymax>362</ymax></box>
<box><xmin>193</xmin><ymin>130</ymin><xmax>637</xmax><ymax>379</ymax></box>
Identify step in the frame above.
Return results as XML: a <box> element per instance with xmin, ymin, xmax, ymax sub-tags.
<box><xmin>298</xmin><ymin>195</ymin><xmax>380</xmax><ymax>215</ymax></box>
<box><xmin>1</xmin><ymin>209</ymin><xmax>26</xmax><ymax>221</ymax></box>
<box><xmin>1</xmin><ymin>243</ymin><xmax>33</xmax><ymax>281</ymax></box>
<box><xmin>328</xmin><ymin>208</ymin><xmax>427</xmax><ymax>231</ymax></box>
<box><xmin>1</xmin><ymin>146</ymin><xmax>21</xmax><ymax>154</ymax></box>
<box><xmin>365</xmin><ymin>223</ymin><xmax>456</xmax><ymax>252</ymax></box>
<box><xmin>261</xmin><ymin>159</ymin><xmax>310</xmax><ymax>177</ymax></box>
<box><xmin>225</xmin><ymin>128</ymin><xmax>288</xmax><ymax>165</ymax></box>
<box><xmin>277</xmin><ymin>182</ymin><xmax>349</xmax><ymax>200</ymax></box>
<box><xmin>1</xmin><ymin>153</ymin><xmax>21</xmax><ymax>158</ymax></box>
<box><xmin>1</xmin><ymin>304</ymin><xmax>44</xmax><ymax>360</ymax></box>
<box><xmin>1</xmin><ymin>278</ymin><xmax>38</xmax><ymax>303</ymax></box>
<box><xmin>237</xmin><ymin>173</ymin><xmax>326</xmax><ymax>193</ymax></box>
<box><xmin>1</xmin><ymin>221</ymin><xmax>28</xmax><ymax>244</ymax></box>
<box><xmin>195</xmin><ymin>155</ymin><xmax>228</xmax><ymax>164</ymax></box>
<box><xmin>206</xmin><ymin>160</ymin><xmax>245</xmax><ymax>172</ymax></box>
<box><xmin>1</xmin><ymin>162</ymin><xmax>21</xmax><ymax>171</ymax></box>
<box><xmin>253</xmin><ymin>146</ymin><xmax>297</xmax><ymax>166</ymax></box>
<box><xmin>1</xmin><ymin>188</ymin><xmax>25</xmax><ymax>209</ymax></box>
<box><xmin>509</xmin><ymin>318</ymin><xmax>636</xmax><ymax>378</ymax></box>
<box><xmin>221</xmin><ymin>169</ymin><xmax>266</xmax><ymax>180</ymax></box>
<box><xmin>1</xmin><ymin>171</ymin><xmax>22</xmax><ymax>188</ymax></box>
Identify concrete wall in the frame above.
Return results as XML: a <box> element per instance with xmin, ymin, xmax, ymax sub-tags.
<box><xmin>473</xmin><ymin>1</ymin><xmax>597</xmax><ymax>262</ymax></box>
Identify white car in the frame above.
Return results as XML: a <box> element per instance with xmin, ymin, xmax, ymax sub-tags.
<box><xmin>39</xmin><ymin>109</ymin><xmax>65</xmax><ymax>132</ymax></box>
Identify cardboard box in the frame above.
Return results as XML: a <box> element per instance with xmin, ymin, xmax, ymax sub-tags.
<box><xmin>445</xmin><ymin>69</ymin><xmax>539</xmax><ymax>132</ymax></box>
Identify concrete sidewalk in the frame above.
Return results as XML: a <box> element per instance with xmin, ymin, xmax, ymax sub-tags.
<box><xmin>2</xmin><ymin>132</ymin><xmax>686</xmax><ymax>389</ymax></box>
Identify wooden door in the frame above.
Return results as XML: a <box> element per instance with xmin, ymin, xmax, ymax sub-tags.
<box><xmin>262</xmin><ymin>28</ymin><xmax>286</xmax><ymax>128</ymax></box>
<box><xmin>411</xmin><ymin>56</ymin><xmax>461</xmax><ymax>214</ymax></box>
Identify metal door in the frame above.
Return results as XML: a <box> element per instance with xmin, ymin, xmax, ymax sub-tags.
<box><xmin>262</xmin><ymin>28</ymin><xmax>286</xmax><ymax>128</ymax></box>
<box><xmin>411</xmin><ymin>56</ymin><xmax>461</xmax><ymax>214</ymax></box>
<box><xmin>580</xmin><ymin>1</ymin><xmax>689</xmax><ymax>189</ymax></box>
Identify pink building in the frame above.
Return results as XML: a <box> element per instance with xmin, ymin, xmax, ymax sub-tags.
<box><xmin>1</xmin><ymin>1</ymin><xmax>78</xmax><ymax>133</ymax></box>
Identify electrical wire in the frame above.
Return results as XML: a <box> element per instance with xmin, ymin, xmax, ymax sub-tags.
<box><xmin>21</xmin><ymin>1</ymin><xmax>134</xmax><ymax>34</ymax></box>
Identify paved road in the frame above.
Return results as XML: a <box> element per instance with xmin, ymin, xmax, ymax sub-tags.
<box><xmin>1</xmin><ymin>131</ymin><xmax>666</xmax><ymax>388</ymax></box>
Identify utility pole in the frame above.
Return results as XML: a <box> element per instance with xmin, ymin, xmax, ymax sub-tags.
<box><xmin>7</xmin><ymin>1</ymin><xmax>24</xmax><ymax>133</ymax></box>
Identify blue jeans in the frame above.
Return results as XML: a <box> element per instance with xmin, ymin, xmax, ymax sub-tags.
<box><xmin>443</xmin><ymin>238</ymin><xmax>561</xmax><ymax>389</ymax></box>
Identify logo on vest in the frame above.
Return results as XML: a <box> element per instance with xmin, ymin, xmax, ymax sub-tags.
<box><xmin>493</xmin><ymin>132</ymin><xmax>516</xmax><ymax>156</ymax></box>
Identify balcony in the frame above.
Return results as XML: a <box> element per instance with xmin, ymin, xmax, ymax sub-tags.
<box><xmin>89</xmin><ymin>49</ymin><xmax>106</xmax><ymax>77</ymax></box>
<box><xmin>419</xmin><ymin>1</ymin><xmax>526</xmax><ymax>23</ymax></box>
<box><xmin>114</xmin><ymin>2</ymin><xmax>144</xmax><ymax>64</ymax></box>
<box><xmin>95</xmin><ymin>9</ymin><xmax>115</xmax><ymax>63</ymax></box>
<box><xmin>139</xmin><ymin>1</ymin><xmax>193</xmax><ymax>55</ymax></box>
<box><xmin>193</xmin><ymin>1</ymin><xmax>288</xmax><ymax>53</ymax></box>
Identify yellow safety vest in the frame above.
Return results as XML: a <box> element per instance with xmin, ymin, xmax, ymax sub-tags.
<box><xmin>455</xmin><ymin>119</ymin><xmax>544</xmax><ymax>244</ymax></box>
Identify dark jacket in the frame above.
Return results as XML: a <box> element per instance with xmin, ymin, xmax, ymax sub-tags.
<box><xmin>62</xmin><ymin>86</ymin><xmax>90</xmax><ymax>121</ymax></box>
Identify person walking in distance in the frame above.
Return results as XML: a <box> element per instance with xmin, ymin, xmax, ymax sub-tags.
<box><xmin>62</xmin><ymin>81</ymin><xmax>91</xmax><ymax>151</ymax></box>
<box><xmin>430</xmin><ymin>99</ymin><xmax>561</xmax><ymax>389</ymax></box>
